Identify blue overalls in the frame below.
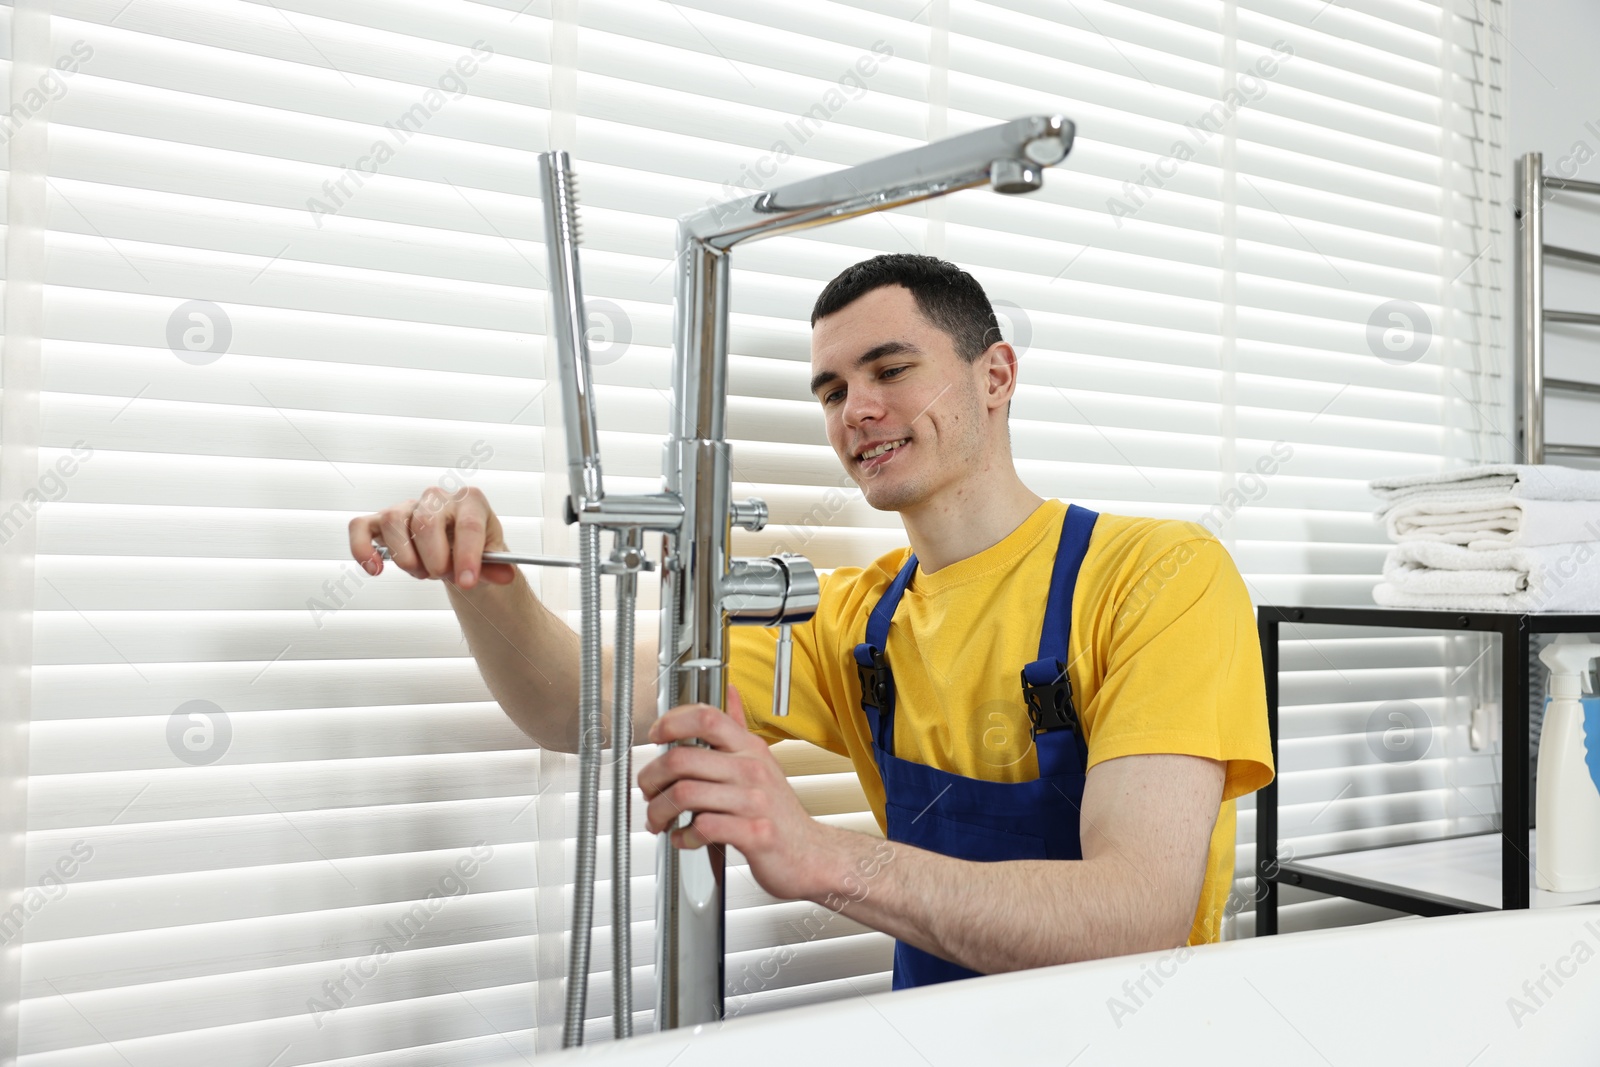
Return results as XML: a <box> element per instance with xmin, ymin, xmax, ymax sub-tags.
<box><xmin>852</xmin><ymin>504</ymin><xmax>1099</xmax><ymax>989</ymax></box>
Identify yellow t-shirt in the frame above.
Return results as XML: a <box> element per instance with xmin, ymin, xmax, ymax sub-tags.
<box><xmin>727</xmin><ymin>498</ymin><xmax>1274</xmax><ymax>947</ymax></box>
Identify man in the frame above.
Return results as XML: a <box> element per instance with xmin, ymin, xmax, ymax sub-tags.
<box><xmin>350</xmin><ymin>253</ymin><xmax>1273</xmax><ymax>990</ymax></box>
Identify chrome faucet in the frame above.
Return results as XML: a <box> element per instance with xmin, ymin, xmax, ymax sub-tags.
<box><xmin>536</xmin><ymin>114</ymin><xmax>1074</xmax><ymax>1045</ymax></box>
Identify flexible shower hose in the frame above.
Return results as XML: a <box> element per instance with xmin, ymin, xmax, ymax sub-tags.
<box><xmin>562</xmin><ymin>524</ymin><xmax>603</xmax><ymax>1047</ymax></box>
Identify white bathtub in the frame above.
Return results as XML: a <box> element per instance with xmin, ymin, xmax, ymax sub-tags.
<box><xmin>535</xmin><ymin>905</ymin><xmax>1600</xmax><ymax>1066</ymax></box>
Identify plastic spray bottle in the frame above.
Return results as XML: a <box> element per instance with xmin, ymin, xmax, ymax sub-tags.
<box><xmin>1535</xmin><ymin>641</ymin><xmax>1600</xmax><ymax>893</ymax></box>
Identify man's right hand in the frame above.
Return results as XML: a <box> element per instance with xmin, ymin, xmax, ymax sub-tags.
<box><xmin>347</xmin><ymin>486</ymin><xmax>517</xmax><ymax>591</ymax></box>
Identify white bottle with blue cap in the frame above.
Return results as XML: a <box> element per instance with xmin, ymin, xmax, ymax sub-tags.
<box><xmin>1535</xmin><ymin>640</ymin><xmax>1600</xmax><ymax>893</ymax></box>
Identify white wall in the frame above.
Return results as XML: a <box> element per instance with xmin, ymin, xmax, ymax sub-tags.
<box><xmin>1507</xmin><ymin>0</ymin><xmax>1600</xmax><ymax>450</ymax></box>
<box><xmin>1506</xmin><ymin>0</ymin><xmax>1600</xmax><ymax>177</ymax></box>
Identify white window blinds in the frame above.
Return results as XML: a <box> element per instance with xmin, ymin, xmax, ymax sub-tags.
<box><xmin>0</xmin><ymin>0</ymin><xmax>1506</xmax><ymax>1063</ymax></box>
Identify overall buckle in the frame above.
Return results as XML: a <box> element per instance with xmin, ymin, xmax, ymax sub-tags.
<box><xmin>1020</xmin><ymin>661</ymin><xmax>1079</xmax><ymax>735</ymax></box>
<box><xmin>855</xmin><ymin>643</ymin><xmax>894</xmax><ymax>715</ymax></box>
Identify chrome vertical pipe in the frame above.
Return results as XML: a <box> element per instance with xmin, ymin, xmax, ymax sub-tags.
<box><xmin>611</xmin><ymin>528</ymin><xmax>642</xmax><ymax>1039</ymax></box>
<box><xmin>655</xmin><ymin>231</ymin><xmax>733</xmax><ymax>1030</ymax></box>
<box><xmin>1516</xmin><ymin>153</ymin><xmax>1545</xmax><ymax>464</ymax></box>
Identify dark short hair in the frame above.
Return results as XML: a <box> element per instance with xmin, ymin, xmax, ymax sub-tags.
<box><xmin>810</xmin><ymin>253</ymin><xmax>1001</xmax><ymax>364</ymax></box>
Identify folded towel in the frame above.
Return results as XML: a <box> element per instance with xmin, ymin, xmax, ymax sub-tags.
<box><xmin>1382</xmin><ymin>556</ymin><xmax>1526</xmax><ymax>596</ymax></box>
<box><xmin>1373</xmin><ymin>540</ymin><xmax>1600</xmax><ymax>612</ymax></box>
<box><xmin>1371</xmin><ymin>464</ymin><xmax>1600</xmax><ymax>504</ymax></box>
<box><xmin>1375</xmin><ymin>485</ymin><xmax>1527</xmax><ymax>515</ymax></box>
<box><xmin>1382</xmin><ymin>496</ymin><xmax>1600</xmax><ymax>548</ymax></box>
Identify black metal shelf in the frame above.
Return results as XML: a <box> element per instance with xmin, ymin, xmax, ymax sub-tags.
<box><xmin>1254</xmin><ymin>605</ymin><xmax>1600</xmax><ymax>934</ymax></box>
<box><xmin>1275</xmin><ymin>831</ymin><xmax>1600</xmax><ymax>919</ymax></box>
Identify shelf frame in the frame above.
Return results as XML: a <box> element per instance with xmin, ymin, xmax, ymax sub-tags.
<box><xmin>1253</xmin><ymin>605</ymin><xmax>1600</xmax><ymax>935</ymax></box>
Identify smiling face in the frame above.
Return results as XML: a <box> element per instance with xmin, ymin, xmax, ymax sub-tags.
<box><xmin>810</xmin><ymin>284</ymin><xmax>1011</xmax><ymax>513</ymax></box>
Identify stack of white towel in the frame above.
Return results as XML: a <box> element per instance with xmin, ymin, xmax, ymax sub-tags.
<box><xmin>1370</xmin><ymin>464</ymin><xmax>1600</xmax><ymax>612</ymax></box>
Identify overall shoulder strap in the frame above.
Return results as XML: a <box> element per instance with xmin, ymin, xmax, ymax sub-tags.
<box><xmin>854</xmin><ymin>551</ymin><xmax>919</xmax><ymax>751</ymax></box>
<box><xmin>1021</xmin><ymin>504</ymin><xmax>1099</xmax><ymax>748</ymax></box>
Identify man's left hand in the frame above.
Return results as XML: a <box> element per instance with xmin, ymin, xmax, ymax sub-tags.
<box><xmin>638</xmin><ymin>688</ymin><xmax>834</xmax><ymax>901</ymax></box>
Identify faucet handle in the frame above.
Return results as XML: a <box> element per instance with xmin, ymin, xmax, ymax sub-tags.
<box><xmin>772</xmin><ymin>623</ymin><xmax>793</xmax><ymax>717</ymax></box>
<box><xmin>719</xmin><ymin>554</ymin><xmax>815</xmax><ymax>718</ymax></box>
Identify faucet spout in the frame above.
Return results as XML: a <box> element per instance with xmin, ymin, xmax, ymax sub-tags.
<box><xmin>682</xmin><ymin>114</ymin><xmax>1074</xmax><ymax>250</ymax></box>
